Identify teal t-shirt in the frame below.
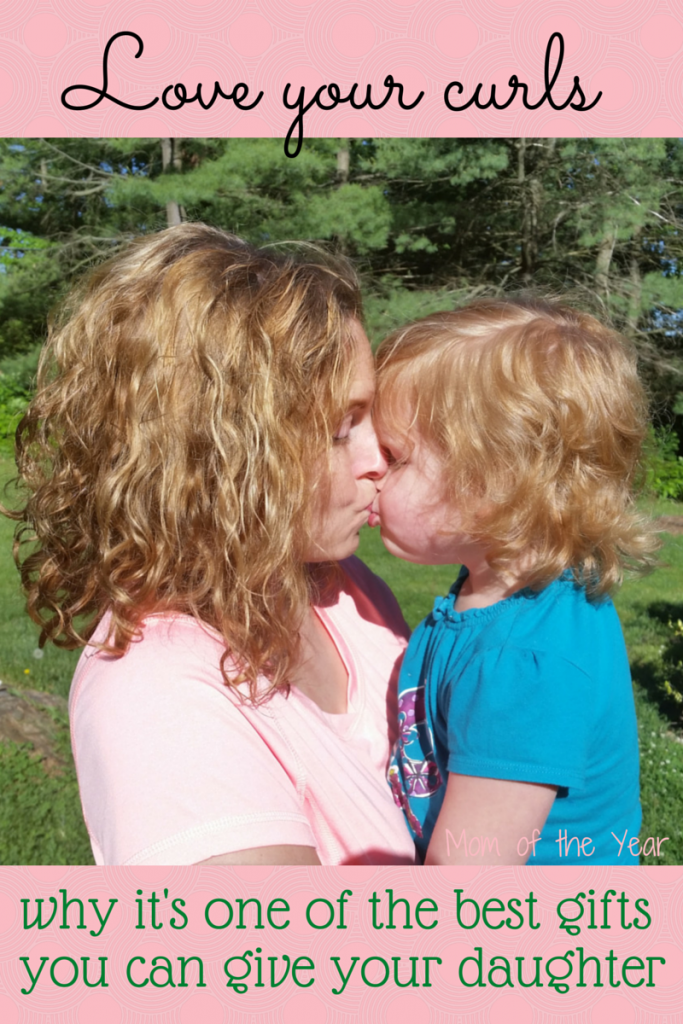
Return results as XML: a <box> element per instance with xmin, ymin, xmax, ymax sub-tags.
<box><xmin>388</xmin><ymin>570</ymin><xmax>641</xmax><ymax>865</ymax></box>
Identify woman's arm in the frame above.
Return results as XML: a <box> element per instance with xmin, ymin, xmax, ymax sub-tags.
<box><xmin>200</xmin><ymin>845</ymin><xmax>321</xmax><ymax>866</ymax></box>
<box><xmin>424</xmin><ymin>773</ymin><xmax>557</xmax><ymax>865</ymax></box>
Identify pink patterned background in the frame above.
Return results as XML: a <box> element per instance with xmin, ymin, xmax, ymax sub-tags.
<box><xmin>1</xmin><ymin>864</ymin><xmax>682</xmax><ymax>1023</ymax></box>
<box><xmin>1</xmin><ymin>1</ymin><xmax>683</xmax><ymax>1020</ymax></box>
<box><xmin>0</xmin><ymin>0</ymin><xmax>681</xmax><ymax>138</ymax></box>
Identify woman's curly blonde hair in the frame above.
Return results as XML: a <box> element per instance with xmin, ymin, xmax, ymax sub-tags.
<box><xmin>375</xmin><ymin>299</ymin><xmax>657</xmax><ymax>595</ymax></box>
<box><xmin>8</xmin><ymin>223</ymin><xmax>362</xmax><ymax>699</ymax></box>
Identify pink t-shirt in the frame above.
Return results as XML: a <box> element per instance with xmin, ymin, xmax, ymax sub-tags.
<box><xmin>69</xmin><ymin>557</ymin><xmax>415</xmax><ymax>866</ymax></box>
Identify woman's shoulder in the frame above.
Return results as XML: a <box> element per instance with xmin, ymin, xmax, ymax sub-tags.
<box><xmin>69</xmin><ymin>612</ymin><xmax>284</xmax><ymax>796</ymax></box>
<box><xmin>69</xmin><ymin>612</ymin><xmax>241</xmax><ymax>720</ymax></box>
<box><xmin>68</xmin><ymin>613</ymin><xmax>320</xmax><ymax>866</ymax></box>
<box><xmin>77</xmin><ymin>611</ymin><xmax>224</xmax><ymax>670</ymax></box>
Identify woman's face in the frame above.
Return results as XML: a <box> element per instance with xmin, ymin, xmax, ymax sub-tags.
<box><xmin>305</xmin><ymin>322</ymin><xmax>387</xmax><ymax>562</ymax></box>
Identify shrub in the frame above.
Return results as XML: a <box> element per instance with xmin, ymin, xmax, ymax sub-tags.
<box><xmin>662</xmin><ymin>618</ymin><xmax>683</xmax><ymax>715</ymax></box>
<box><xmin>646</xmin><ymin>428</ymin><xmax>683</xmax><ymax>501</ymax></box>
<box><xmin>0</xmin><ymin>347</ymin><xmax>38</xmax><ymax>445</ymax></box>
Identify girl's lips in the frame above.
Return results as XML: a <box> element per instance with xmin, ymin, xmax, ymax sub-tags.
<box><xmin>368</xmin><ymin>510</ymin><xmax>380</xmax><ymax>528</ymax></box>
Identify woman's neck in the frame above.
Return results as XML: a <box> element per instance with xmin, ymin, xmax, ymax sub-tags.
<box><xmin>290</xmin><ymin>606</ymin><xmax>349</xmax><ymax>714</ymax></box>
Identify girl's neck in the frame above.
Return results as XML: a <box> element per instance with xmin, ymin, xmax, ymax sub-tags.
<box><xmin>454</xmin><ymin>555</ymin><xmax>528</xmax><ymax>612</ymax></box>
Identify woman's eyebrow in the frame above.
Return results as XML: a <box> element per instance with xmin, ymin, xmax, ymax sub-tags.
<box><xmin>347</xmin><ymin>391</ymin><xmax>374</xmax><ymax>411</ymax></box>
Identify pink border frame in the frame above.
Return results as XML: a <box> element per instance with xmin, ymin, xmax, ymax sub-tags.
<box><xmin>1</xmin><ymin>2</ymin><xmax>682</xmax><ymax>1021</ymax></box>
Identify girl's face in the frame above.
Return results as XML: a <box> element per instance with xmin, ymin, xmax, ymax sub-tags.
<box><xmin>305</xmin><ymin>322</ymin><xmax>387</xmax><ymax>562</ymax></box>
<box><xmin>372</xmin><ymin>422</ymin><xmax>469</xmax><ymax>566</ymax></box>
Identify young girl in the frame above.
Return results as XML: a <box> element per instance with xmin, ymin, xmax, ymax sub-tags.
<box><xmin>372</xmin><ymin>299</ymin><xmax>656</xmax><ymax>866</ymax></box>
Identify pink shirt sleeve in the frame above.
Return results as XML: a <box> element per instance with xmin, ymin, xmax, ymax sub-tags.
<box><xmin>70</xmin><ymin>617</ymin><xmax>315</xmax><ymax>865</ymax></box>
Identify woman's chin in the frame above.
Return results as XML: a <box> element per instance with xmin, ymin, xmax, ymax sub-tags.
<box><xmin>305</xmin><ymin>535</ymin><xmax>362</xmax><ymax>563</ymax></box>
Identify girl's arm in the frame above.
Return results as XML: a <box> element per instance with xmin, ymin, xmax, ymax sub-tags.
<box><xmin>424</xmin><ymin>773</ymin><xmax>557</xmax><ymax>865</ymax></box>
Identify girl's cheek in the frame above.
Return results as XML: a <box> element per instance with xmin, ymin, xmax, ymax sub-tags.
<box><xmin>379</xmin><ymin>480</ymin><xmax>397</xmax><ymax>514</ymax></box>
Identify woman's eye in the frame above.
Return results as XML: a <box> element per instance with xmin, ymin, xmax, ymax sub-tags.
<box><xmin>333</xmin><ymin>416</ymin><xmax>353</xmax><ymax>444</ymax></box>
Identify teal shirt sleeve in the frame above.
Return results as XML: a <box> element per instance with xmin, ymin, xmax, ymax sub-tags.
<box><xmin>442</xmin><ymin>645</ymin><xmax>593</xmax><ymax>791</ymax></box>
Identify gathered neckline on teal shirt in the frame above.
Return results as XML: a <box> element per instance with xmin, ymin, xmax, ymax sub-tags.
<box><xmin>432</xmin><ymin>567</ymin><xmax>579</xmax><ymax>628</ymax></box>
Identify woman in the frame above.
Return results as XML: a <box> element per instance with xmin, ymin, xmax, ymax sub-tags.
<box><xmin>10</xmin><ymin>224</ymin><xmax>415</xmax><ymax>866</ymax></box>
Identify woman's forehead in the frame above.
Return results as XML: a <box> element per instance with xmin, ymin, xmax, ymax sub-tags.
<box><xmin>347</xmin><ymin>321</ymin><xmax>375</xmax><ymax>405</ymax></box>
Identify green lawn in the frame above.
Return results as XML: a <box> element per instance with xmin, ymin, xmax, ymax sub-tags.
<box><xmin>0</xmin><ymin>451</ymin><xmax>92</xmax><ymax>864</ymax></box>
<box><xmin>610</xmin><ymin>525</ymin><xmax>683</xmax><ymax>862</ymax></box>
<box><xmin>1</xmin><ymin>447</ymin><xmax>682</xmax><ymax>864</ymax></box>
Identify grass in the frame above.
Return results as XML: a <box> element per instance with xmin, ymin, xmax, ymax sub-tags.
<box><xmin>0</xmin><ymin>449</ymin><xmax>93</xmax><ymax>864</ymax></box>
<box><xmin>0</xmin><ymin>726</ymin><xmax>92</xmax><ymax>865</ymax></box>
<box><xmin>1</xmin><ymin>444</ymin><xmax>682</xmax><ymax>864</ymax></box>
<box><xmin>0</xmin><ymin>454</ymin><xmax>81</xmax><ymax>701</ymax></box>
<box><xmin>612</xmin><ymin>527</ymin><xmax>683</xmax><ymax>861</ymax></box>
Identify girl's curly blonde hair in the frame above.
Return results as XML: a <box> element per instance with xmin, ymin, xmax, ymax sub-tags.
<box><xmin>375</xmin><ymin>299</ymin><xmax>657</xmax><ymax>595</ymax></box>
<box><xmin>8</xmin><ymin>223</ymin><xmax>362</xmax><ymax>699</ymax></box>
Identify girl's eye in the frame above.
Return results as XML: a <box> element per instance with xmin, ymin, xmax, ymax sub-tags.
<box><xmin>381</xmin><ymin>446</ymin><xmax>405</xmax><ymax>467</ymax></box>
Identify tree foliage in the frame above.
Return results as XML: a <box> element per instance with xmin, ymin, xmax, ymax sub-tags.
<box><xmin>1</xmin><ymin>136</ymin><xmax>682</xmax><ymax>422</ymax></box>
